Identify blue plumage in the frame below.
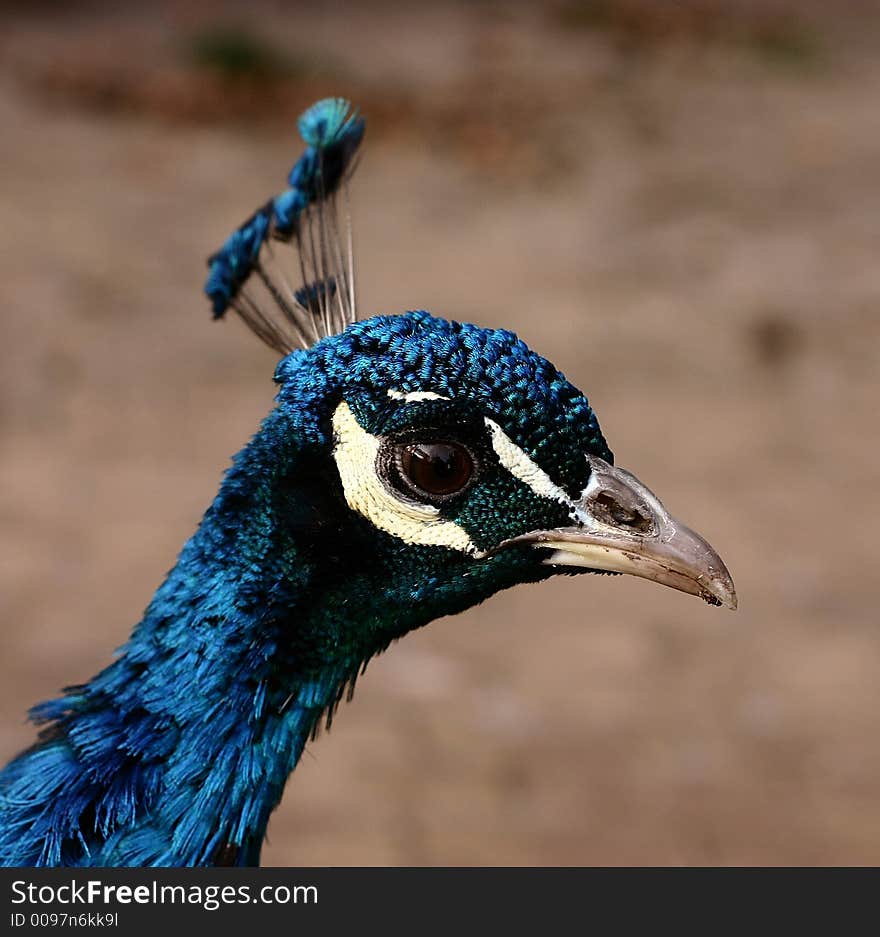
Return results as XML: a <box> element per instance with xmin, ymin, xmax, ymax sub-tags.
<box><xmin>272</xmin><ymin>189</ymin><xmax>308</xmax><ymax>239</ymax></box>
<box><xmin>205</xmin><ymin>96</ymin><xmax>364</xmax><ymax>330</ymax></box>
<box><xmin>205</xmin><ymin>204</ymin><xmax>272</xmax><ymax>318</ymax></box>
<box><xmin>0</xmin><ymin>97</ymin><xmax>735</xmax><ymax>867</ymax></box>
<box><xmin>297</xmin><ymin>96</ymin><xmax>361</xmax><ymax>147</ymax></box>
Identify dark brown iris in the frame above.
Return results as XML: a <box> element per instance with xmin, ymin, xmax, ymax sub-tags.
<box><xmin>396</xmin><ymin>442</ymin><xmax>474</xmax><ymax>498</ymax></box>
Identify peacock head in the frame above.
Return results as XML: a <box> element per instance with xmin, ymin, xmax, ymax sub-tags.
<box><xmin>267</xmin><ymin>311</ymin><xmax>736</xmax><ymax>630</ymax></box>
<box><xmin>206</xmin><ymin>97</ymin><xmax>735</xmax><ymax>663</ymax></box>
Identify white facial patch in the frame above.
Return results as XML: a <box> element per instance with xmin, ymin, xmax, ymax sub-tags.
<box><xmin>387</xmin><ymin>389</ymin><xmax>450</xmax><ymax>403</ymax></box>
<box><xmin>331</xmin><ymin>401</ymin><xmax>477</xmax><ymax>554</ymax></box>
<box><xmin>484</xmin><ymin>418</ymin><xmax>571</xmax><ymax>508</ymax></box>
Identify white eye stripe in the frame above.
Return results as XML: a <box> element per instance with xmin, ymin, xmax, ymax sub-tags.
<box><xmin>387</xmin><ymin>390</ymin><xmax>450</xmax><ymax>403</ymax></box>
<box><xmin>331</xmin><ymin>401</ymin><xmax>570</xmax><ymax>555</ymax></box>
<box><xmin>331</xmin><ymin>401</ymin><xmax>477</xmax><ymax>554</ymax></box>
<box><xmin>484</xmin><ymin>418</ymin><xmax>571</xmax><ymax>507</ymax></box>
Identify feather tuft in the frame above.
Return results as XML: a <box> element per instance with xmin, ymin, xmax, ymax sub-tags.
<box><xmin>297</xmin><ymin>97</ymin><xmax>360</xmax><ymax>148</ymax></box>
<box><xmin>205</xmin><ymin>204</ymin><xmax>272</xmax><ymax>319</ymax></box>
<box><xmin>204</xmin><ymin>97</ymin><xmax>365</xmax><ymax>352</ymax></box>
<box><xmin>294</xmin><ymin>277</ymin><xmax>337</xmax><ymax>317</ymax></box>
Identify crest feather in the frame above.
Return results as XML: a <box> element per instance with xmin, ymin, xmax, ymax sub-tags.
<box><xmin>204</xmin><ymin>97</ymin><xmax>365</xmax><ymax>353</ymax></box>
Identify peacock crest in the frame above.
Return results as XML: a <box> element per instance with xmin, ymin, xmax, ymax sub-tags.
<box><xmin>204</xmin><ymin>97</ymin><xmax>365</xmax><ymax>353</ymax></box>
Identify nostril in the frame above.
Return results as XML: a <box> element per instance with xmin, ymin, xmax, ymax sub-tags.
<box><xmin>594</xmin><ymin>492</ymin><xmax>653</xmax><ymax>532</ymax></box>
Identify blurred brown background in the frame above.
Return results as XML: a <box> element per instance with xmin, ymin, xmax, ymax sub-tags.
<box><xmin>1</xmin><ymin>0</ymin><xmax>878</xmax><ymax>865</ymax></box>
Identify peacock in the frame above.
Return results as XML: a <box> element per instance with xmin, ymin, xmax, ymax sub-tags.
<box><xmin>0</xmin><ymin>98</ymin><xmax>736</xmax><ymax>867</ymax></box>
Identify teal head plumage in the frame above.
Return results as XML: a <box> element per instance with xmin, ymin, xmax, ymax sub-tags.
<box><xmin>0</xmin><ymin>98</ymin><xmax>736</xmax><ymax>867</ymax></box>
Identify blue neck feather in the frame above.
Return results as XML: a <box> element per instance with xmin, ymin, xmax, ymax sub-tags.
<box><xmin>1</xmin><ymin>408</ymin><xmax>338</xmax><ymax>866</ymax></box>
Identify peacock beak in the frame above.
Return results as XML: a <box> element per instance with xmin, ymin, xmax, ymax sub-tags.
<box><xmin>503</xmin><ymin>456</ymin><xmax>737</xmax><ymax>610</ymax></box>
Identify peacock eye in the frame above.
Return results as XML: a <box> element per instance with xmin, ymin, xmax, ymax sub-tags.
<box><xmin>394</xmin><ymin>441</ymin><xmax>474</xmax><ymax>500</ymax></box>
